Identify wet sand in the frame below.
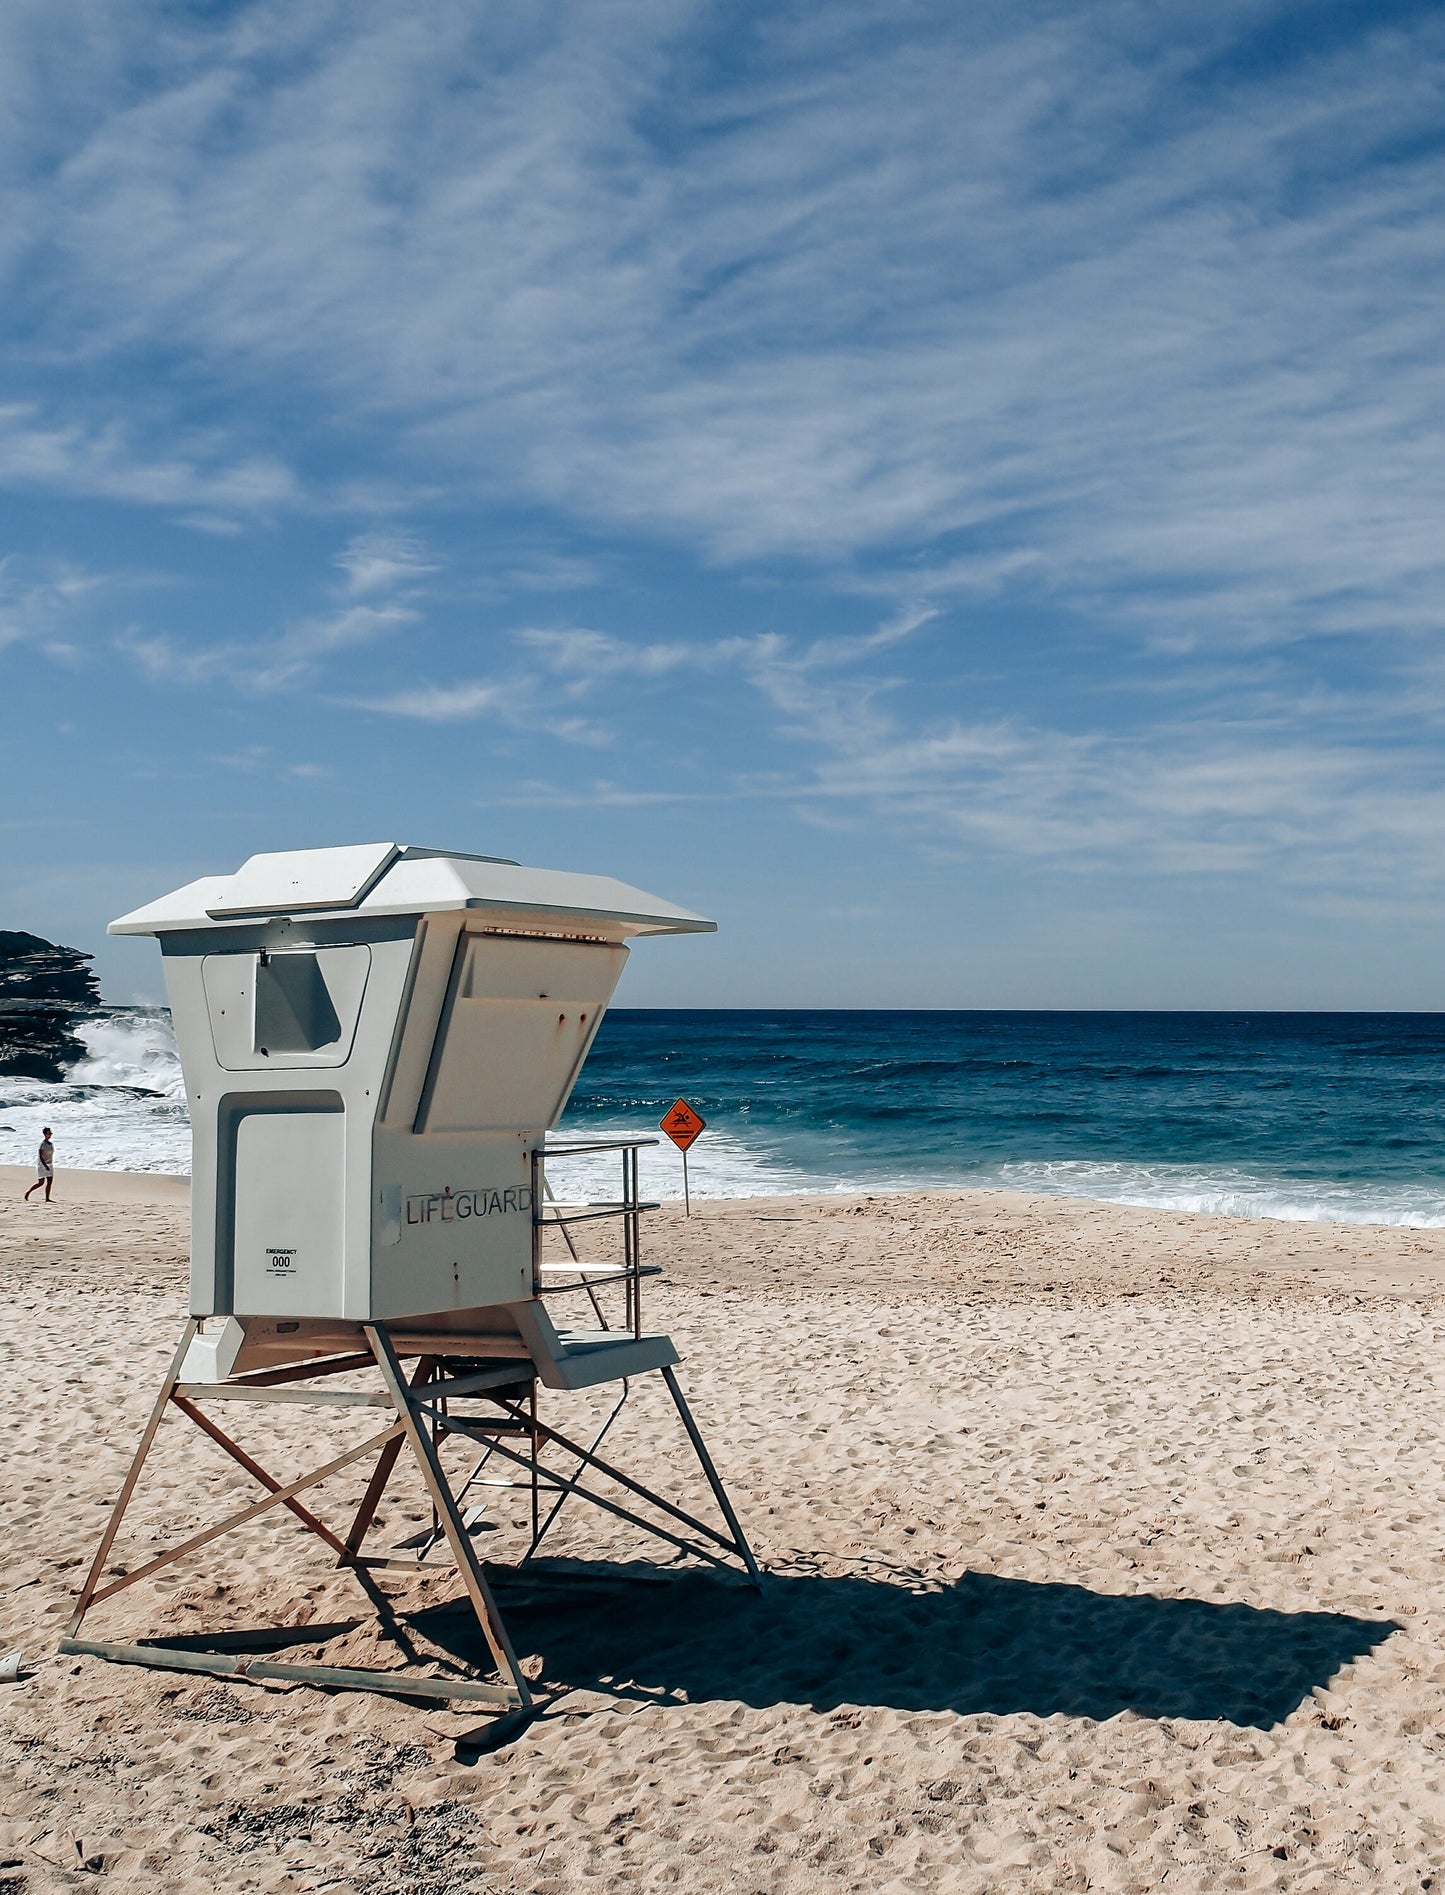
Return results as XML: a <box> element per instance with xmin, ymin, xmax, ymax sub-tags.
<box><xmin>3</xmin><ymin>1183</ymin><xmax>1445</xmax><ymax>1890</ymax></box>
<box><xmin>0</xmin><ymin>1164</ymin><xmax>188</xmax><ymax>1205</ymax></box>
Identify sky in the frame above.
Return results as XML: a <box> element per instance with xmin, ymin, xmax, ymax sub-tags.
<box><xmin>3</xmin><ymin>0</ymin><xmax>1445</xmax><ymax>1009</ymax></box>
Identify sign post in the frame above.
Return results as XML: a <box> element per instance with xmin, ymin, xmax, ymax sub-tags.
<box><xmin>659</xmin><ymin>1098</ymin><xmax>706</xmax><ymax>1217</ymax></box>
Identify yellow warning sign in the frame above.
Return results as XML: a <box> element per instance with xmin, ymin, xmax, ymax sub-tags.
<box><xmin>659</xmin><ymin>1098</ymin><xmax>706</xmax><ymax>1151</ymax></box>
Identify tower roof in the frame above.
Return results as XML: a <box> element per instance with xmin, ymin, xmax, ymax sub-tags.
<box><xmin>109</xmin><ymin>843</ymin><xmax>715</xmax><ymax>942</ymax></box>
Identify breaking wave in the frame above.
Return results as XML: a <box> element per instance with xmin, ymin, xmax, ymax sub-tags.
<box><xmin>6</xmin><ymin>1005</ymin><xmax>1445</xmax><ymax>1228</ymax></box>
<box><xmin>0</xmin><ymin>1007</ymin><xmax>190</xmax><ymax>1175</ymax></box>
<box><xmin>977</xmin><ymin>1160</ymin><xmax>1445</xmax><ymax>1229</ymax></box>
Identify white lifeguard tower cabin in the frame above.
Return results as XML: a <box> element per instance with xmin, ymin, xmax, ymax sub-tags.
<box><xmin>64</xmin><ymin>843</ymin><xmax>758</xmax><ymax>1714</ymax></box>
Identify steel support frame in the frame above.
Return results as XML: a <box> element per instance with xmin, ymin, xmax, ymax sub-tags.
<box><xmin>421</xmin><ymin>1357</ymin><xmax>762</xmax><ymax>1584</ymax></box>
<box><xmin>60</xmin><ymin>1317</ymin><xmax>759</xmax><ymax>1710</ymax></box>
<box><xmin>62</xmin><ymin>1324</ymin><xmax>533</xmax><ymax>1708</ymax></box>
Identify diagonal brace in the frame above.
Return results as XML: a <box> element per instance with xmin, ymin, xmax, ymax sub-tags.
<box><xmin>438</xmin><ymin>1412</ymin><xmax>737</xmax><ymax>1574</ymax></box>
<box><xmin>172</xmin><ymin>1395</ymin><xmax>351</xmax><ymax>1560</ymax></box>
<box><xmin>475</xmin><ymin>1396</ymin><xmax>741</xmax><ymax>1557</ymax></box>
<box><xmin>338</xmin><ymin>1354</ymin><xmax>435</xmax><ymax>1562</ymax></box>
<box><xmin>84</xmin><ymin>1421</ymin><xmax>404</xmax><ymax>1611</ymax></box>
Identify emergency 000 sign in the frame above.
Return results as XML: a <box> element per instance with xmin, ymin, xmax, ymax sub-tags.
<box><xmin>659</xmin><ymin>1099</ymin><xmax>706</xmax><ymax>1151</ymax></box>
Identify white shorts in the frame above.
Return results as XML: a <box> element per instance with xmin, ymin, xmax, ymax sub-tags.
<box><xmin>37</xmin><ymin>1163</ymin><xmax>52</xmax><ymax>1180</ymax></box>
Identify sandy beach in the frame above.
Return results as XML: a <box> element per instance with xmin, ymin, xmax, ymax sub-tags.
<box><xmin>4</xmin><ymin>1176</ymin><xmax>1445</xmax><ymax>1890</ymax></box>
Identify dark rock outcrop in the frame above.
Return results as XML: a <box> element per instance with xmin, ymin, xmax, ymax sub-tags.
<box><xmin>0</xmin><ymin>931</ymin><xmax>102</xmax><ymax>1082</ymax></box>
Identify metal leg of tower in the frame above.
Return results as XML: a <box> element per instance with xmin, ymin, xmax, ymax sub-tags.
<box><xmin>661</xmin><ymin>1365</ymin><xmax>763</xmax><ymax>1589</ymax></box>
<box><xmin>365</xmin><ymin>1326</ymin><xmax>534</xmax><ymax>1710</ymax></box>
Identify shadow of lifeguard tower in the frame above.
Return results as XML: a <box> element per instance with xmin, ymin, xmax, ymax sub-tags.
<box><xmin>63</xmin><ymin>842</ymin><xmax>757</xmax><ymax>1714</ymax></box>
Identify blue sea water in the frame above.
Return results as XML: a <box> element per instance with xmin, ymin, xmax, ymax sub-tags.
<box><xmin>559</xmin><ymin>1010</ymin><xmax>1445</xmax><ymax>1225</ymax></box>
<box><xmin>4</xmin><ymin>1007</ymin><xmax>1445</xmax><ymax>1226</ymax></box>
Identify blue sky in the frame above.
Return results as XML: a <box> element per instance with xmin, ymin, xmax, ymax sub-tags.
<box><xmin>4</xmin><ymin>0</ymin><xmax>1445</xmax><ymax>1008</ymax></box>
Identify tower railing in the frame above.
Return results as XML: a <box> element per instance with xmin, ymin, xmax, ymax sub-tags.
<box><xmin>532</xmin><ymin>1134</ymin><xmax>661</xmax><ymax>1338</ymax></box>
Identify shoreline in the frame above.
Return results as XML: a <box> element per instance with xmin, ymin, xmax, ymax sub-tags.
<box><xmin>3</xmin><ymin>1169</ymin><xmax>1444</xmax><ymax>1300</ymax></box>
<box><xmin>7</xmin><ymin>1160</ymin><xmax>1445</xmax><ymax>1246</ymax></box>
<box><xmin>0</xmin><ymin>1162</ymin><xmax>189</xmax><ymax>1205</ymax></box>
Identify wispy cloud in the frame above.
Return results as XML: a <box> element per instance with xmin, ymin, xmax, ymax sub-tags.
<box><xmin>0</xmin><ymin>554</ymin><xmax>129</xmax><ymax>662</ymax></box>
<box><xmin>348</xmin><ymin>670</ymin><xmax>612</xmax><ymax>745</ymax></box>
<box><xmin>776</xmin><ymin>686</ymin><xmax>1445</xmax><ymax>892</ymax></box>
<box><xmin>351</xmin><ymin>679</ymin><xmax>511</xmax><ymax>723</ymax></box>
<box><xmin>480</xmin><ymin>608</ymin><xmax>1445</xmax><ymax>888</ymax></box>
<box><xmin>269</xmin><ymin>601</ymin><xmax>418</xmax><ymax>673</ymax></box>
<box><xmin>520</xmin><ymin>627</ymin><xmax>710</xmax><ymax>689</ymax></box>
<box><xmin>500</xmin><ymin>552</ymin><xmax>606</xmax><ymax>593</ymax></box>
<box><xmin>350</xmin><ymin>621</ymin><xmax>741</xmax><ymax>728</ymax></box>
<box><xmin>212</xmin><ymin>744</ymin><xmax>331</xmax><ymax>780</ymax></box>
<box><xmin>5</xmin><ymin>1</ymin><xmax>1444</xmax><ymax>641</ymax></box>
<box><xmin>0</xmin><ymin>402</ymin><xmax>298</xmax><ymax>520</ymax></box>
<box><xmin>336</xmin><ymin>531</ymin><xmax>437</xmax><ymax>598</ymax></box>
<box><xmin>118</xmin><ymin>531</ymin><xmax>432</xmax><ymax>692</ymax></box>
<box><xmin>489</xmin><ymin>777</ymin><xmax>720</xmax><ymax>809</ymax></box>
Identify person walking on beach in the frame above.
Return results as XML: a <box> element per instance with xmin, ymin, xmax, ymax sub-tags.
<box><xmin>23</xmin><ymin>1127</ymin><xmax>54</xmax><ymax>1202</ymax></box>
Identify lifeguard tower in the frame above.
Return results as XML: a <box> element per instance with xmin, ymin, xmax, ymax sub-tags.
<box><xmin>63</xmin><ymin>843</ymin><xmax>758</xmax><ymax>1712</ymax></box>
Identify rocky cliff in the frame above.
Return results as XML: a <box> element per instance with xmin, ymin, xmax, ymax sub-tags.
<box><xmin>0</xmin><ymin>931</ymin><xmax>102</xmax><ymax>1082</ymax></box>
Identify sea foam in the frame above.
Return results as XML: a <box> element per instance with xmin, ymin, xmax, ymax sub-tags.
<box><xmin>981</xmin><ymin>1159</ymin><xmax>1445</xmax><ymax>1229</ymax></box>
<box><xmin>0</xmin><ymin>1007</ymin><xmax>190</xmax><ymax>1175</ymax></box>
<box><xmin>6</xmin><ymin>1006</ymin><xmax>1445</xmax><ymax>1229</ymax></box>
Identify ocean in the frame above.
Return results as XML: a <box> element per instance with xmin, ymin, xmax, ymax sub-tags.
<box><xmin>4</xmin><ymin>1007</ymin><xmax>1445</xmax><ymax>1227</ymax></box>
